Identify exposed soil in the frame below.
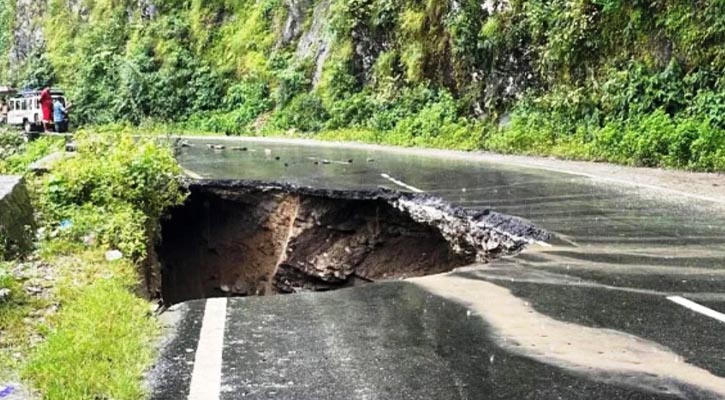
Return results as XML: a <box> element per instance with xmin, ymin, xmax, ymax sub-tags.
<box><xmin>155</xmin><ymin>180</ymin><xmax>549</xmax><ymax>305</ymax></box>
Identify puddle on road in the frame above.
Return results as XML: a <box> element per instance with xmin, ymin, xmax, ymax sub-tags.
<box><xmin>153</xmin><ymin>180</ymin><xmax>548</xmax><ymax>305</ymax></box>
<box><xmin>414</xmin><ymin>275</ymin><xmax>725</xmax><ymax>399</ymax></box>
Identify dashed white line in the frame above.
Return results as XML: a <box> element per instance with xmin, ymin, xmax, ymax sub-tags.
<box><xmin>188</xmin><ymin>298</ymin><xmax>228</xmax><ymax>400</ymax></box>
<box><xmin>380</xmin><ymin>173</ymin><xmax>424</xmax><ymax>193</ymax></box>
<box><xmin>667</xmin><ymin>296</ymin><xmax>725</xmax><ymax>323</ymax></box>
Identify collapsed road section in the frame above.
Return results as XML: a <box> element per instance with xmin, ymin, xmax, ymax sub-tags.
<box><xmin>155</xmin><ymin>180</ymin><xmax>549</xmax><ymax>305</ymax></box>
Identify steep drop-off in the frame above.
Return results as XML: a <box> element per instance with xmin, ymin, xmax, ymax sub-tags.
<box><xmin>155</xmin><ymin>180</ymin><xmax>549</xmax><ymax>304</ymax></box>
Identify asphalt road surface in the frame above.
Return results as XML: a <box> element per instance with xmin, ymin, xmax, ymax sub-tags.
<box><xmin>148</xmin><ymin>137</ymin><xmax>725</xmax><ymax>400</ymax></box>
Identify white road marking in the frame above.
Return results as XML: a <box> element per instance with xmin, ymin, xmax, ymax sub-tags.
<box><xmin>380</xmin><ymin>173</ymin><xmax>424</xmax><ymax>193</ymax></box>
<box><xmin>188</xmin><ymin>298</ymin><xmax>228</xmax><ymax>400</ymax></box>
<box><xmin>508</xmin><ymin>164</ymin><xmax>725</xmax><ymax>205</ymax></box>
<box><xmin>667</xmin><ymin>296</ymin><xmax>725</xmax><ymax>323</ymax></box>
<box><xmin>183</xmin><ymin>168</ymin><xmax>204</xmax><ymax>179</ymax></box>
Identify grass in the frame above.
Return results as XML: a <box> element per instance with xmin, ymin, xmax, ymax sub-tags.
<box><xmin>0</xmin><ymin>262</ymin><xmax>47</xmax><ymax>372</ymax></box>
<box><xmin>0</xmin><ymin>238</ymin><xmax>161</xmax><ymax>400</ymax></box>
<box><xmin>0</xmin><ymin>131</ymin><xmax>182</xmax><ymax>399</ymax></box>
<box><xmin>22</xmin><ymin>252</ymin><xmax>157</xmax><ymax>400</ymax></box>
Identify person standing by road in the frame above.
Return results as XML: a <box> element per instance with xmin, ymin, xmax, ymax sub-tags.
<box><xmin>53</xmin><ymin>98</ymin><xmax>69</xmax><ymax>133</ymax></box>
<box><xmin>39</xmin><ymin>87</ymin><xmax>53</xmax><ymax>132</ymax></box>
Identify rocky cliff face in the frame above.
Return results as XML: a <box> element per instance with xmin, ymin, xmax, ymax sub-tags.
<box><xmin>294</xmin><ymin>0</ymin><xmax>332</xmax><ymax>86</ymax></box>
<box><xmin>3</xmin><ymin>0</ymin><xmax>532</xmax><ymax>108</ymax></box>
<box><xmin>8</xmin><ymin>0</ymin><xmax>45</xmax><ymax>66</ymax></box>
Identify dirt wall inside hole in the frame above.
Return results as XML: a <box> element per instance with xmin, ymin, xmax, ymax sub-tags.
<box><xmin>157</xmin><ymin>187</ymin><xmax>473</xmax><ymax>304</ymax></box>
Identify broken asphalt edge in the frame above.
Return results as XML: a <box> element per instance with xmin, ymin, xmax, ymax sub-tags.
<box><xmin>182</xmin><ymin>178</ymin><xmax>553</xmax><ymax>259</ymax></box>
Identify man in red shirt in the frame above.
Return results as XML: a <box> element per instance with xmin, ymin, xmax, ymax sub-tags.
<box><xmin>39</xmin><ymin>87</ymin><xmax>53</xmax><ymax>132</ymax></box>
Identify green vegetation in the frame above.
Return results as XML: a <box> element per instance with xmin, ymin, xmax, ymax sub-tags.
<box><xmin>0</xmin><ymin>130</ymin><xmax>63</xmax><ymax>174</ymax></box>
<box><xmin>22</xmin><ymin>254</ymin><xmax>157</xmax><ymax>399</ymax></box>
<box><xmin>0</xmin><ymin>0</ymin><xmax>14</xmax><ymax>82</ymax></box>
<box><xmin>0</xmin><ymin>261</ymin><xmax>42</xmax><ymax>360</ymax></box>
<box><xmin>3</xmin><ymin>0</ymin><xmax>725</xmax><ymax>170</ymax></box>
<box><xmin>0</xmin><ymin>132</ymin><xmax>185</xmax><ymax>399</ymax></box>
<box><xmin>37</xmin><ymin>132</ymin><xmax>186</xmax><ymax>259</ymax></box>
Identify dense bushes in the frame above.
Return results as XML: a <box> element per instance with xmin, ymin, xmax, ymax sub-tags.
<box><xmin>488</xmin><ymin>105</ymin><xmax>725</xmax><ymax>171</ymax></box>
<box><xmin>36</xmin><ymin>132</ymin><xmax>185</xmax><ymax>260</ymax></box>
<box><xmin>480</xmin><ymin>58</ymin><xmax>725</xmax><ymax>171</ymax></box>
<box><xmin>0</xmin><ymin>131</ymin><xmax>63</xmax><ymax>174</ymax></box>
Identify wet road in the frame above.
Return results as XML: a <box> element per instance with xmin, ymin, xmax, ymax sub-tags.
<box><xmin>150</xmin><ymin>137</ymin><xmax>725</xmax><ymax>399</ymax></box>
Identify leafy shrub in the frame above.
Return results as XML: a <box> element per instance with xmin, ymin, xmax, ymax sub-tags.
<box><xmin>273</xmin><ymin>59</ymin><xmax>314</xmax><ymax>107</ymax></box>
<box><xmin>37</xmin><ymin>132</ymin><xmax>185</xmax><ymax>260</ymax></box>
<box><xmin>183</xmin><ymin>111</ymin><xmax>245</xmax><ymax>135</ymax></box>
<box><xmin>390</xmin><ymin>91</ymin><xmax>459</xmax><ymax>142</ymax></box>
<box><xmin>53</xmin><ymin>204</ymin><xmax>147</xmax><ymax>260</ymax></box>
<box><xmin>270</xmin><ymin>93</ymin><xmax>329</xmax><ymax>132</ymax></box>
<box><xmin>689</xmin><ymin>123</ymin><xmax>725</xmax><ymax>171</ymax></box>
<box><xmin>224</xmin><ymin>79</ymin><xmax>272</xmax><ymax>113</ymax></box>
<box><xmin>325</xmin><ymin>92</ymin><xmax>382</xmax><ymax>130</ymax></box>
<box><xmin>0</xmin><ymin>135</ymin><xmax>64</xmax><ymax>175</ymax></box>
<box><xmin>486</xmin><ymin>109</ymin><xmax>557</xmax><ymax>154</ymax></box>
<box><xmin>618</xmin><ymin>110</ymin><xmax>675</xmax><ymax>167</ymax></box>
<box><xmin>365</xmin><ymin>85</ymin><xmax>442</xmax><ymax>132</ymax></box>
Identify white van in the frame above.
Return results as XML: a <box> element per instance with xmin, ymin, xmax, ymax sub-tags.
<box><xmin>7</xmin><ymin>89</ymin><xmax>68</xmax><ymax>133</ymax></box>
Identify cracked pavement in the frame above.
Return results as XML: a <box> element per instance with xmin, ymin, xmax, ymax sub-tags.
<box><xmin>148</xmin><ymin>137</ymin><xmax>725</xmax><ymax>400</ymax></box>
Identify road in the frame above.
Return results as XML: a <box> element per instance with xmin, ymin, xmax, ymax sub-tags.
<box><xmin>148</xmin><ymin>137</ymin><xmax>725</xmax><ymax>400</ymax></box>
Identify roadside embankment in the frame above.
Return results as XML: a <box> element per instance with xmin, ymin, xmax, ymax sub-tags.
<box><xmin>0</xmin><ymin>131</ymin><xmax>185</xmax><ymax>400</ymax></box>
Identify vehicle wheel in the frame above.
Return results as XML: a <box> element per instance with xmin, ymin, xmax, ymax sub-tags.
<box><xmin>23</xmin><ymin>120</ymin><xmax>32</xmax><ymax>133</ymax></box>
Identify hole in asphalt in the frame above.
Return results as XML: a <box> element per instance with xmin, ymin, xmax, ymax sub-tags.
<box><xmin>154</xmin><ymin>180</ymin><xmax>549</xmax><ymax>305</ymax></box>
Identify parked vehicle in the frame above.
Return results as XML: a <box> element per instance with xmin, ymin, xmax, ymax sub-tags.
<box><xmin>0</xmin><ymin>86</ymin><xmax>16</xmax><ymax>124</ymax></box>
<box><xmin>6</xmin><ymin>89</ymin><xmax>69</xmax><ymax>133</ymax></box>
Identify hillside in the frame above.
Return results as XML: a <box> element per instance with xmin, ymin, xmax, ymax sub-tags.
<box><xmin>1</xmin><ymin>0</ymin><xmax>724</xmax><ymax>171</ymax></box>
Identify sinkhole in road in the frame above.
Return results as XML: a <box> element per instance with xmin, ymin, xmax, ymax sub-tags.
<box><xmin>155</xmin><ymin>181</ymin><xmax>548</xmax><ymax>305</ymax></box>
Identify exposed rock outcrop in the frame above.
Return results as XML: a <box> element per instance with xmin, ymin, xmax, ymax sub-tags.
<box><xmin>9</xmin><ymin>0</ymin><xmax>46</xmax><ymax>66</ymax></box>
<box><xmin>0</xmin><ymin>175</ymin><xmax>35</xmax><ymax>259</ymax></box>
